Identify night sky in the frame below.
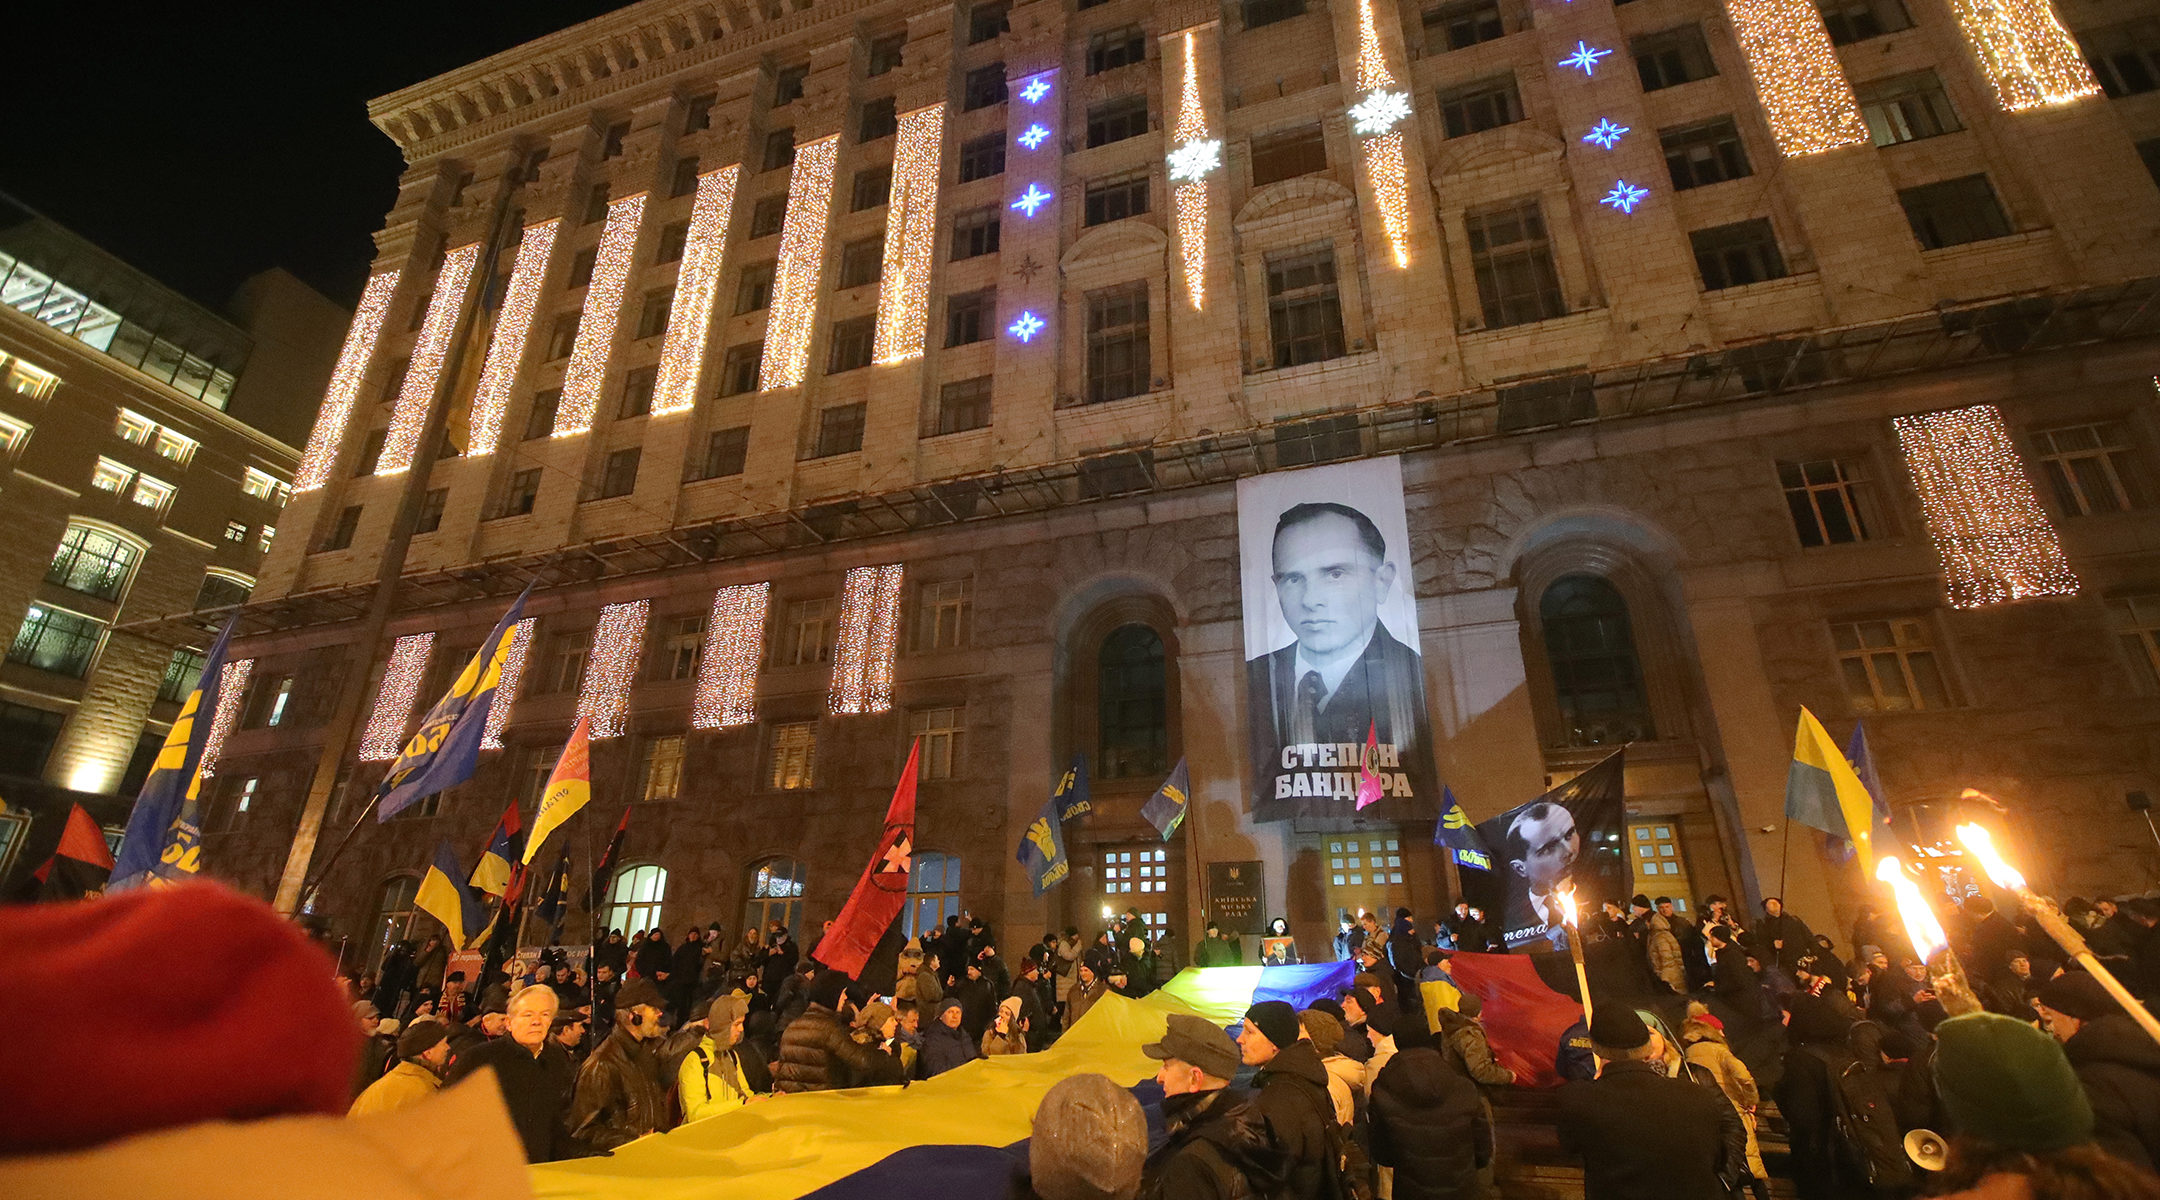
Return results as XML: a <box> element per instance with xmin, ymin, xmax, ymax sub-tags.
<box><xmin>8</xmin><ymin>5</ymin><xmax>624</xmax><ymax>312</ymax></box>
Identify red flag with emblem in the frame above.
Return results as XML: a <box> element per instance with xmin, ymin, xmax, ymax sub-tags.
<box><xmin>1356</xmin><ymin>720</ymin><xmax>1384</xmax><ymax>810</ymax></box>
<box><xmin>814</xmin><ymin>739</ymin><xmax>918</xmax><ymax>980</ymax></box>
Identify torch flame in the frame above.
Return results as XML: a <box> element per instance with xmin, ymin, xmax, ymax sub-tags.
<box><xmin>1554</xmin><ymin>884</ymin><xmax>1579</xmax><ymax>928</ymax></box>
<box><xmin>1954</xmin><ymin>823</ymin><xmax>2027</xmax><ymax>891</ymax></box>
<box><xmin>1875</xmin><ymin>855</ymin><xmax>1950</xmax><ymax>962</ymax></box>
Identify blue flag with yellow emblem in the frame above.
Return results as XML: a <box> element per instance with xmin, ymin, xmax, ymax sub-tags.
<box><xmin>1054</xmin><ymin>753</ymin><xmax>1091</xmax><ymax>823</ymax></box>
<box><xmin>375</xmin><ymin>585</ymin><xmax>530</xmax><ymax>820</ymax></box>
<box><xmin>1015</xmin><ymin>790</ymin><xmax>1070</xmax><ymax>895</ymax></box>
<box><xmin>1141</xmin><ymin>758</ymin><xmax>1191</xmax><ymax>841</ymax></box>
<box><xmin>1433</xmin><ymin>785</ymin><xmax>1494</xmax><ymax>870</ymax></box>
<box><xmin>108</xmin><ymin>616</ymin><xmax>240</xmax><ymax>891</ymax></box>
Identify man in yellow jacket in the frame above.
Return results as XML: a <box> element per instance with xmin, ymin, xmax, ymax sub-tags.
<box><xmin>349</xmin><ymin>1022</ymin><xmax>453</xmax><ymax>1117</ymax></box>
<box><xmin>678</xmin><ymin>995</ymin><xmax>760</xmax><ymax>1124</ymax></box>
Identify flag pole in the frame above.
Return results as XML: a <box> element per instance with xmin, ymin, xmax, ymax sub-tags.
<box><xmin>296</xmin><ymin>790</ymin><xmax>388</xmax><ymax>913</ymax></box>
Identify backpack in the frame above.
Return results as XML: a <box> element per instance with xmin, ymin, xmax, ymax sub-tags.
<box><xmin>1808</xmin><ymin>1039</ymin><xmax>1915</xmax><ymax>1194</ymax></box>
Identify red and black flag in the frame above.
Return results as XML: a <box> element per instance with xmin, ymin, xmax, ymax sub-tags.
<box><xmin>35</xmin><ymin>804</ymin><xmax>115</xmax><ymax>901</ymax></box>
<box><xmin>814</xmin><ymin>739</ymin><xmax>918</xmax><ymax>995</ymax></box>
<box><xmin>584</xmin><ymin>805</ymin><xmax>632</xmax><ymax>913</ymax></box>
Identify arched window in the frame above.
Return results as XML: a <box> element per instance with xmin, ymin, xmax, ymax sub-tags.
<box><xmin>744</xmin><ymin>857</ymin><xmax>806</xmax><ymax>941</ymax></box>
<box><xmin>46</xmin><ymin>522</ymin><xmax>145</xmax><ymax>602</ymax></box>
<box><xmin>905</xmin><ymin>851</ymin><xmax>961</xmax><ymax>937</ymax></box>
<box><xmin>1098</xmin><ymin>624</ymin><xmax>1168</xmax><ymax>778</ymax></box>
<box><xmin>369</xmin><ymin>873</ymin><xmax>423</xmax><ymax>971</ymax></box>
<box><xmin>604</xmin><ymin>864</ymin><xmax>668</xmax><ymax>936</ymax></box>
<box><xmin>1538</xmin><ymin>574</ymin><xmax>1655</xmax><ymax>746</ymax></box>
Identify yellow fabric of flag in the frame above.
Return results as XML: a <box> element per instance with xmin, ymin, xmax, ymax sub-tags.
<box><xmin>524</xmin><ymin>715</ymin><xmax>591</xmax><ymax>865</ymax></box>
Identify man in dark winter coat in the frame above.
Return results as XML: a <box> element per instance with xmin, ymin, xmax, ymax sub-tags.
<box><xmin>1009</xmin><ymin>957</ymin><xmax>1052</xmax><ymax>1051</ymax></box>
<box><xmin>443</xmin><ymin>983</ymin><xmax>577</xmax><ymax>1162</ymax></box>
<box><xmin>773</xmin><ymin>969</ymin><xmax>907</xmax><ymax>1092</ymax></box>
<box><xmin>2037</xmin><ymin>972</ymin><xmax>2160</xmax><ymax>1172</ymax></box>
<box><xmin>1556</xmin><ymin>1008</ymin><xmax>1732</xmax><ymax>1200</ymax></box>
<box><xmin>566</xmin><ymin>978</ymin><xmax>671</xmax><ymax>1153</ymax></box>
<box><xmin>1371</xmin><ymin>1035</ymin><xmax>1490</xmax><ymax>1200</ymax></box>
<box><xmin>1143</xmin><ymin>1014</ymin><xmax>1280</xmax><ymax>1200</ymax></box>
<box><xmin>1745</xmin><ymin>897</ymin><xmax>1814</xmax><ymax>974</ymax></box>
<box><xmin>669</xmin><ymin>930</ymin><xmax>706</xmax><ymax>1022</ymax></box>
<box><xmin>760</xmin><ymin>924</ymin><xmax>798</xmax><ymax>994</ymax></box>
<box><xmin>919</xmin><ymin>997</ymin><xmax>981</xmax><ymax>1078</ymax></box>
<box><xmin>1194</xmin><ymin>922</ymin><xmax>1242</xmax><ymax>968</ymax></box>
<box><xmin>1238</xmin><ymin>1000</ymin><xmax>1339</xmax><ymax>1200</ymax></box>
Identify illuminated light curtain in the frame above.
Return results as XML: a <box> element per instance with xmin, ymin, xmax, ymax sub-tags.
<box><xmin>375</xmin><ymin>244</ymin><xmax>481</xmax><ymax>476</ymax></box>
<box><xmin>1719</xmin><ymin>0</ymin><xmax>1870</xmax><ymax>155</ymax></box>
<box><xmin>554</xmin><ymin>192</ymin><xmax>650</xmax><ymax>436</ymax></box>
<box><xmin>1946</xmin><ymin>0</ymin><xmax>2099</xmax><ymax>111</ymax></box>
<box><xmin>830</xmin><ymin>564</ymin><xmax>905</xmax><ymax>715</ymax></box>
<box><xmin>653</xmin><ymin>165</ymin><xmax>740</xmax><ymax>416</ymax></box>
<box><xmin>196</xmin><ymin>659</ymin><xmax>253</xmax><ymax>779</ymax></box>
<box><xmin>578</xmin><ymin>601</ymin><xmax>651</xmax><ymax>739</ymax></box>
<box><xmin>759</xmin><ymin>135</ymin><xmax>840</xmax><ymax>391</ymax></box>
<box><xmin>692</xmin><ymin>582</ymin><xmax>772</xmax><ymax>729</ymax></box>
<box><xmin>873</xmin><ymin>105</ymin><xmax>948</xmax><ymax>364</ymax></box>
<box><xmin>359</xmin><ymin>633</ymin><xmax>436</xmax><ymax>762</ymax></box>
<box><xmin>1165</xmin><ymin>34</ymin><xmax>1220</xmax><ymax>310</ymax></box>
<box><xmin>469</xmin><ymin>220</ymin><xmax>561</xmax><ymax>454</ymax></box>
<box><xmin>294</xmin><ymin>271</ymin><xmax>400</xmax><ymax>491</ymax></box>
<box><xmin>1894</xmin><ymin>405</ymin><xmax>2080</xmax><ymax>608</ymax></box>
<box><xmin>479</xmin><ymin>617</ymin><xmax>535</xmax><ymax>751</ymax></box>
<box><xmin>1348</xmin><ymin>0</ymin><xmax>1412</xmax><ymax>268</ymax></box>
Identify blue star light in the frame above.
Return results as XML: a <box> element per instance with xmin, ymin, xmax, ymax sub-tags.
<box><xmin>1582</xmin><ymin>119</ymin><xmax>1629</xmax><ymax>150</ymax></box>
<box><xmin>1019</xmin><ymin>76</ymin><xmax>1052</xmax><ymax>104</ymax></box>
<box><xmin>1559</xmin><ymin>41</ymin><xmax>1613</xmax><ymax>75</ymax></box>
<box><xmin>1017</xmin><ymin>123</ymin><xmax>1051</xmax><ymax>150</ymax></box>
<box><xmin>1009</xmin><ymin>311</ymin><xmax>1046</xmax><ymax>342</ymax></box>
<box><xmin>1600</xmin><ymin>180</ymin><xmax>1649</xmax><ymax>213</ymax></box>
<box><xmin>1010</xmin><ymin>183</ymin><xmax>1053</xmax><ymax>218</ymax></box>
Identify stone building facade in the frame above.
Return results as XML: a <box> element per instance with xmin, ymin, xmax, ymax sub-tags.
<box><xmin>189</xmin><ymin>0</ymin><xmax>2160</xmax><ymax>968</ymax></box>
<box><xmin>0</xmin><ymin>196</ymin><xmax>327</xmax><ymax>893</ymax></box>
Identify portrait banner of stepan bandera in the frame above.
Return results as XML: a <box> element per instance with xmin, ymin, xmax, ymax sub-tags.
<box><xmin>1459</xmin><ymin>749</ymin><xmax>1630</xmax><ymax>952</ymax></box>
<box><xmin>1239</xmin><ymin>457</ymin><xmax>1439</xmax><ymax>824</ymax></box>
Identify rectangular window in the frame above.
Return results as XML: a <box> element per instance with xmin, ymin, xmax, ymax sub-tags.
<box><xmin>115</xmin><ymin>408</ymin><xmax>156</xmax><ymax>445</ymax></box>
<box><xmin>1266</xmin><ymin>247</ymin><xmax>1347</xmax><ymax>368</ymax></box>
<box><xmin>910</xmin><ymin>707</ymin><xmax>964</xmax><ymax>780</ymax></box>
<box><xmin>4</xmin><ymin>360</ymin><xmax>56</xmax><ymax>401</ymax></box>
<box><xmin>216</xmin><ymin>776</ymin><xmax>259</xmax><ymax>832</ymax></box>
<box><xmin>1251</xmin><ymin>125</ymin><xmax>1328</xmax><ymax>186</ymax></box>
<box><xmin>1833</xmin><ymin>618</ymin><xmax>1951</xmax><ymax>712</ymax></box>
<box><xmin>1779</xmin><ymin>458</ymin><xmax>1877</xmax><ymax>547</ymax></box>
<box><xmin>1690</xmin><ymin>218</ymin><xmax>1789</xmax><ymax>290</ymax></box>
<box><xmin>655</xmin><ymin>615</ymin><xmax>705</xmax><ymax>681</ymax></box>
<box><xmin>0</xmin><ymin>413</ymin><xmax>32</xmax><ymax>455</ymax></box>
<box><xmin>595</xmin><ymin>447</ymin><xmax>641</xmax><ymax>499</ymax></box>
<box><xmin>640</xmin><ymin>734</ymin><xmax>686</xmax><ymax>801</ymax></box>
<box><xmin>1089</xmin><ymin>26</ymin><xmax>1148</xmax><ymax>74</ymax></box>
<box><xmin>1243</xmin><ymin>0</ymin><xmax>1308</xmax><ymax>29</ymax></box>
<box><xmin>583</xmin><ymin>184</ymin><xmax>612</xmax><ymax>225</ymax></box>
<box><xmin>415</xmin><ymin>487</ymin><xmax>448</xmax><ymax>534</ymax></box>
<box><xmin>244</xmin><ymin>675</ymin><xmax>294</xmax><ymax>729</ymax></box>
<box><xmin>657</xmin><ymin>220</ymin><xmax>691</xmax><ymax>264</ymax></box>
<box><xmin>671</xmin><ymin>155</ymin><xmax>701</xmax><ymax>198</ymax></box>
<box><xmin>930</xmin><ymin>377</ymin><xmax>993</xmax><ymax>436</ymax></box>
<box><xmin>1817</xmin><ymin>0</ymin><xmax>1913</xmax><ymax>45</ymax></box>
<box><xmin>0</xmin><ymin>701</ymin><xmax>64</xmax><ymax>777</ymax></box>
<box><xmin>964</xmin><ymin>63</ymin><xmax>1010</xmax><ymax>110</ymax></box>
<box><xmin>602</xmin><ymin>121</ymin><xmax>630</xmax><ymax>158</ymax></box>
<box><xmin>839</xmin><ymin>236</ymin><xmax>885</xmax><ymax>289</ymax></box>
<box><xmin>764</xmin><ymin>128</ymin><xmax>797</xmax><ymax>171</ymax></box>
<box><xmin>8</xmin><ymin>605</ymin><xmax>102</xmax><ymax>677</ymax></box>
<box><xmin>620</xmin><ymin>365</ymin><xmax>658</xmax><ymax>418</ymax></box>
<box><xmin>241</xmin><ymin>467</ymin><xmax>290</xmax><ymax>504</ymax></box>
<box><xmin>1439</xmin><ymin>74</ymin><xmax>1525</xmax><ymax>137</ymax></box>
<box><xmin>1275</xmin><ymin>413</ymin><xmax>1362</xmax><ymax>466</ymax></box>
<box><xmin>1465</xmin><ymin>199</ymin><xmax>1566</xmax><ymax>328</ymax></box>
<box><xmin>1856</xmin><ymin>71</ymin><xmax>1963</xmax><ymax>145</ymax></box>
<box><xmin>721</xmin><ymin>342</ymin><xmax>764</xmax><ymax>396</ymax></box>
<box><xmin>1087</xmin><ymin>96</ymin><xmax>1149</xmax><ymax>147</ymax></box>
<box><xmin>826</xmin><ymin>318</ymin><xmax>876</xmax><ymax>375</ymax></box>
<box><xmin>567</xmin><ymin>247</ymin><xmax>599</xmax><ymax>290</ymax></box>
<box><xmin>784</xmin><ymin>598</ymin><xmax>833</xmax><ymax>665</ymax></box>
<box><xmin>354</xmin><ymin>429</ymin><xmax>387</xmax><ymax>477</ymax></box>
<box><xmin>969</xmin><ymin>1</ymin><xmax>1010</xmax><ymax>43</ymax></box>
<box><xmin>547</xmin><ymin>310</ymin><xmax>581</xmax><ymax>358</ymax></box>
<box><xmin>91</xmin><ymin>457</ymin><xmax>134</xmax><ymax>495</ymax></box>
<box><xmin>259</xmin><ymin>525</ymin><xmax>275</xmax><ymax>553</ymax></box>
<box><xmin>636</xmin><ymin>287</ymin><xmax>674</xmax><ymax>339</ymax></box>
<box><xmin>774</xmin><ymin>64</ymin><xmax>809</xmax><ymax>106</ymax></box>
<box><xmin>1661</xmin><ymin>117</ymin><xmax>1752</xmax><ymax>190</ymax></box>
<box><xmin>1084</xmin><ymin>174</ymin><xmax>1151</xmax><ymax>226</ymax></box>
<box><xmin>868</xmin><ymin>32</ymin><xmax>907</xmax><ymax>76</ymax></box>
<box><xmin>959</xmin><ymin>133</ymin><xmax>1007</xmax><ymax>182</ymax></box>
<box><xmin>1898</xmin><ymin>175</ymin><xmax>2013</xmax><ymax>249</ymax></box>
<box><xmin>2082</xmin><ymin>20</ymin><xmax>2160</xmax><ymax>98</ymax></box>
<box><xmin>500</xmin><ymin>470</ymin><xmax>541</xmax><ymax>518</ymax></box>
<box><xmin>321</xmin><ymin>505</ymin><xmax>362</xmax><ymax>551</ymax></box>
<box><xmin>159</xmin><ymin>646</ymin><xmax>207</xmax><ymax>703</ymax></box>
<box><xmin>735</xmin><ymin>261</ymin><xmax>776</xmax><ymax>313</ymax></box>
<box><xmin>703</xmin><ymin>425</ymin><xmax>751</xmax><ymax>478</ymax></box>
<box><xmin>916</xmin><ymin>578</ymin><xmax>972</xmax><ymax>649</ymax></box>
<box><xmin>525</xmin><ymin>389</ymin><xmax>562</xmax><ymax>440</ymax></box>
<box><xmin>769</xmin><ymin>721</ymin><xmax>817</xmax><ymax>789</ymax></box>
<box><xmin>1633</xmin><ymin>25</ymin><xmax>1719</xmax><ymax>90</ymax></box>
<box><xmin>851</xmin><ymin>165</ymin><xmax>893</xmax><ymax>211</ymax></box>
<box><xmin>684</xmin><ymin>92</ymin><xmax>716</xmax><ymax>132</ymax></box>
<box><xmin>859</xmin><ymin>96</ymin><xmax>899</xmax><ymax>142</ymax></box>
<box><xmin>154</xmin><ymin>427</ymin><xmax>197</xmax><ymax>465</ymax></box>
<box><xmin>750</xmin><ymin>195</ymin><xmax>788</xmax><ymax>238</ymax></box>
<box><xmin>2032</xmin><ymin>422</ymin><xmax>2146</xmax><ymax>515</ymax></box>
<box><xmin>1425</xmin><ymin>0</ymin><xmax>1507</xmax><ymax>52</ymax></box>
<box><xmin>2110</xmin><ymin>594</ymin><xmax>2160</xmax><ymax>693</ymax></box>
<box><xmin>47</xmin><ymin>525</ymin><xmax>140</xmax><ymax>601</ymax></box>
<box><xmin>814</xmin><ymin>401</ymin><xmax>868</xmax><ymax>455</ymax></box>
<box><xmin>951</xmin><ymin>207</ymin><xmax>1002</xmax><ymax>259</ymax></box>
<box><xmin>540</xmin><ymin>631</ymin><xmax>587</xmax><ymax>694</ymax></box>
<box><xmin>946</xmin><ymin>289</ymin><xmax>995</xmax><ymax>347</ymax></box>
<box><xmin>1086</xmin><ymin>283</ymin><xmax>1151</xmax><ymax>405</ymax></box>
<box><xmin>224</xmin><ymin>520</ymin><xmax>249</xmax><ymax>544</ymax></box>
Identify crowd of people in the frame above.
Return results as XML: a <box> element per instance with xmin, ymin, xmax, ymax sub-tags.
<box><xmin>334</xmin><ymin>889</ymin><xmax>2160</xmax><ymax>1200</ymax></box>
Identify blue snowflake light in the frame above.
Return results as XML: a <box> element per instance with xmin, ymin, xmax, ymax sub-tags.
<box><xmin>1017</xmin><ymin>123</ymin><xmax>1051</xmax><ymax>151</ymax></box>
<box><xmin>1559</xmin><ymin>41</ymin><xmax>1613</xmax><ymax>75</ymax></box>
<box><xmin>1008</xmin><ymin>311</ymin><xmax>1046</xmax><ymax>342</ymax></box>
<box><xmin>1582</xmin><ymin>119</ymin><xmax>1630</xmax><ymax>150</ymax></box>
<box><xmin>1600</xmin><ymin>180</ymin><xmax>1649</xmax><ymax>213</ymax></box>
<box><xmin>1019</xmin><ymin>76</ymin><xmax>1052</xmax><ymax>104</ymax></box>
<box><xmin>1010</xmin><ymin>183</ymin><xmax>1053</xmax><ymax>218</ymax></box>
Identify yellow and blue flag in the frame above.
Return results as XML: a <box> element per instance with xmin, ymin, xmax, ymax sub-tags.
<box><xmin>1433</xmin><ymin>786</ymin><xmax>1494</xmax><ymax>870</ymax></box>
<box><xmin>1141</xmin><ymin>758</ymin><xmax>1191</xmax><ymax>840</ymax></box>
<box><xmin>469</xmin><ymin>800</ymin><xmax>524</xmax><ymax>895</ymax></box>
<box><xmin>108</xmin><ymin>616</ymin><xmax>240</xmax><ymax>891</ymax></box>
<box><xmin>1784</xmin><ymin>706</ymin><xmax>1879</xmax><ymax>867</ymax></box>
<box><xmin>1826</xmin><ymin>720</ymin><xmax>1895</xmax><ymax>863</ymax></box>
<box><xmin>376</xmin><ymin>585</ymin><xmax>530</xmax><ymax>820</ymax></box>
<box><xmin>417</xmin><ymin>839</ymin><xmax>491</xmax><ymax>948</ymax></box>
<box><xmin>1015</xmin><ymin>790</ymin><xmax>1069</xmax><ymax>895</ymax></box>
<box><xmin>1054</xmin><ymin>753</ymin><xmax>1092</xmax><ymax>823</ymax></box>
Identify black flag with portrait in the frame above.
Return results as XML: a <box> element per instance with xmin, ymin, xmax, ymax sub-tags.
<box><xmin>1459</xmin><ymin>749</ymin><xmax>1629</xmax><ymax>953</ymax></box>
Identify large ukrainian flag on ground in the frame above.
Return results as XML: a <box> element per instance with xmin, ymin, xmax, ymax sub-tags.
<box><xmin>528</xmin><ymin>963</ymin><xmax>1352</xmax><ymax>1200</ymax></box>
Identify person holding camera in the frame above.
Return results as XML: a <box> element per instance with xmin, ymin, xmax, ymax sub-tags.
<box><xmin>567</xmin><ymin>978</ymin><xmax>671</xmax><ymax>1154</ymax></box>
<box><xmin>984</xmin><ymin>995</ymin><xmax>1029</xmax><ymax>1056</ymax></box>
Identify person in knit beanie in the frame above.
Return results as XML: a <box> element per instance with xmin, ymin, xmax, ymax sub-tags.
<box><xmin>1028</xmin><ymin>1072</ymin><xmax>1146</xmax><ymax>1200</ymax></box>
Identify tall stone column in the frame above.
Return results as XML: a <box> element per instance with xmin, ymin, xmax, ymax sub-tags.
<box><xmin>988</xmin><ymin>0</ymin><xmax>1069</xmax><ymax>470</ymax></box>
<box><xmin>1156</xmin><ymin>10</ymin><xmax>1241</xmax><ymax>436</ymax></box>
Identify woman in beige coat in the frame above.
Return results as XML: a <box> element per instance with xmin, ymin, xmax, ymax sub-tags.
<box><xmin>1679</xmin><ymin>1014</ymin><xmax>1767</xmax><ymax>1182</ymax></box>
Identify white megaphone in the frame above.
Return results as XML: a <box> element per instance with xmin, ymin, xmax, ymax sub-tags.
<box><xmin>1904</xmin><ymin>1128</ymin><xmax>1948</xmax><ymax>1172</ymax></box>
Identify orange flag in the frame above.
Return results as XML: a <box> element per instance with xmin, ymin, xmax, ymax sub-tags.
<box><xmin>523</xmin><ymin>714</ymin><xmax>591</xmax><ymax>864</ymax></box>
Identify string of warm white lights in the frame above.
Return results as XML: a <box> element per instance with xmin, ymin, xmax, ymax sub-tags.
<box><xmin>654</xmin><ymin>166</ymin><xmax>740</xmax><ymax>415</ymax></box>
<box><xmin>1168</xmin><ymin>33</ymin><xmax>1216</xmax><ymax>310</ymax></box>
<box><xmin>692</xmin><ymin>582</ymin><xmax>771</xmax><ymax>729</ymax></box>
<box><xmin>469</xmin><ymin>221</ymin><xmax>560</xmax><ymax>455</ymax></box>
<box><xmin>294</xmin><ymin>271</ymin><xmax>400</xmax><ymax>491</ymax></box>
<box><xmin>376</xmin><ymin>244</ymin><xmax>480</xmax><ymax>476</ymax></box>
<box><xmin>874</xmin><ymin>104</ymin><xmax>948</xmax><ymax>364</ymax></box>
<box><xmin>196</xmin><ymin>659</ymin><xmax>253</xmax><ymax>779</ymax></box>
<box><xmin>1720</xmin><ymin>0</ymin><xmax>1870</xmax><ymax>155</ymax></box>
<box><xmin>555</xmin><ymin>192</ymin><xmax>649</xmax><ymax>435</ymax></box>
<box><xmin>479</xmin><ymin>617</ymin><xmax>535</xmax><ymax>751</ymax></box>
<box><xmin>1350</xmin><ymin>0</ymin><xmax>1412</xmax><ymax>269</ymax></box>
<box><xmin>577</xmin><ymin>600</ymin><xmax>650</xmax><ymax>738</ymax></box>
<box><xmin>1893</xmin><ymin>405</ymin><xmax>2080</xmax><ymax>608</ymax></box>
<box><xmin>830</xmin><ymin>564</ymin><xmax>905</xmax><ymax>715</ymax></box>
<box><xmin>760</xmin><ymin>135</ymin><xmax>839</xmax><ymax>390</ymax></box>
<box><xmin>1354</xmin><ymin>0</ymin><xmax>1394</xmax><ymax>92</ymax></box>
<box><xmin>1944</xmin><ymin>0</ymin><xmax>2099</xmax><ymax>111</ymax></box>
<box><xmin>358</xmin><ymin>634</ymin><xmax>436</xmax><ymax>762</ymax></box>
